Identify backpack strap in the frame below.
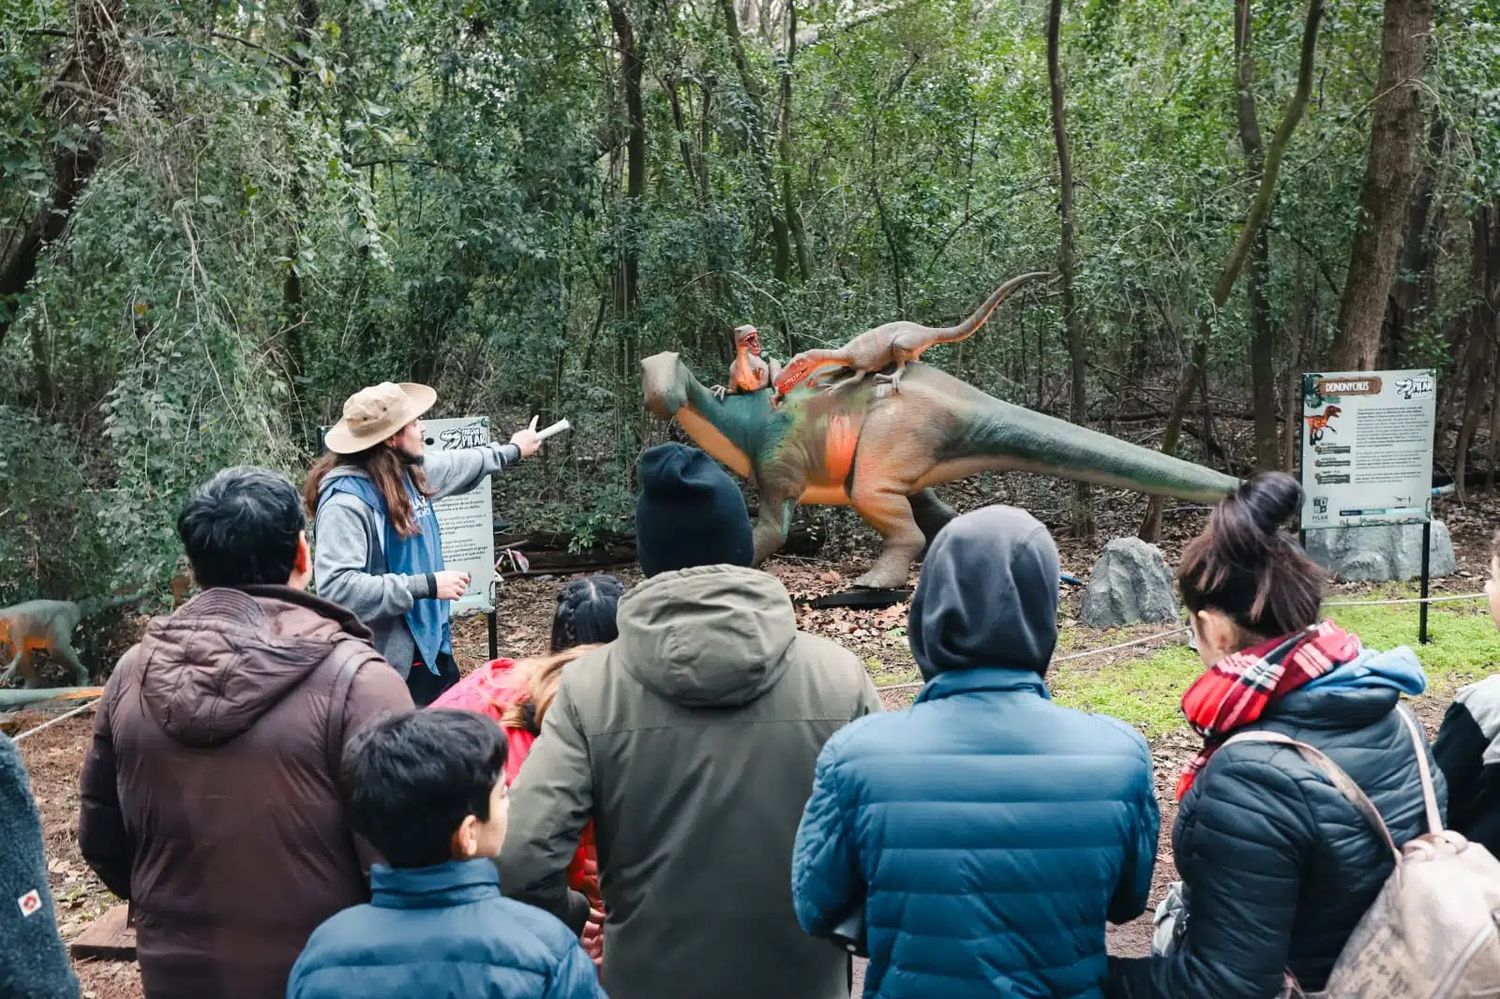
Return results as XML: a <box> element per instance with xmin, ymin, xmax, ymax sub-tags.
<box><xmin>322</xmin><ymin>639</ymin><xmax>368</xmax><ymax>781</ymax></box>
<box><xmin>1394</xmin><ymin>705</ymin><xmax>1444</xmax><ymax>836</ymax></box>
<box><xmin>1224</xmin><ymin>729</ymin><xmax>1402</xmax><ymax>863</ymax></box>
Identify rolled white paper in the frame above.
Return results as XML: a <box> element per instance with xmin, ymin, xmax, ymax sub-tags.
<box><xmin>536</xmin><ymin>418</ymin><xmax>571</xmax><ymax>441</ymax></box>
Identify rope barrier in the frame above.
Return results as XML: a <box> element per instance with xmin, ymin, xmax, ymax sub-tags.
<box><xmin>872</xmin><ymin>590</ymin><xmax>1493</xmax><ymax>695</ymax></box>
<box><xmin>1322</xmin><ymin>591</ymin><xmax>1488</xmax><ymax>608</ymax></box>
<box><xmin>12</xmin><ymin>699</ymin><xmax>99</xmax><ymax>744</ymax></box>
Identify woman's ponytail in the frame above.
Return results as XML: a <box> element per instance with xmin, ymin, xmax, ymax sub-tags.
<box><xmin>1177</xmin><ymin>472</ymin><xmax>1325</xmax><ymax>638</ymax></box>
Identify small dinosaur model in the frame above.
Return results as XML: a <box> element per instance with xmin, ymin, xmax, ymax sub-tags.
<box><xmin>0</xmin><ymin>593</ymin><xmax>138</xmax><ymax>689</ymax></box>
<box><xmin>711</xmin><ymin>324</ymin><xmax>782</xmax><ymax>400</ymax></box>
<box><xmin>772</xmin><ymin>270</ymin><xmax>1050</xmax><ymax>400</ymax></box>
<box><xmin>644</xmin><ymin>352</ymin><xmax>1238</xmax><ymax>589</ymax></box>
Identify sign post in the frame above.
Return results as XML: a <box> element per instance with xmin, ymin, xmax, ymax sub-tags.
<box><xmin>421</xmin><ymin>417</ymin><xmax>500</xmax><ymax>659</ymax></box>
<box><xmin>1298</xmin><ymin>369</ymin><xmax>1437</xmax><ymax>643</ymax></box>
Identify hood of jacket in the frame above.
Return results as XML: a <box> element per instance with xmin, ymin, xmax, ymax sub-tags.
<box><xmin>909</xmin><ymin>505</ymin><xmax>1060</xmax><ymax>679</ymax></box>
<box><xmin>614</xmin><ymin>564</ymin><xmax>797</xmax><ymax>708</ymax></box>
<box><xmin>1264</xmin><ymin>645</ymin><xmax>1428</xmax><ymax>732</ymax></box>
<box><xmin>136</xmin><ymin>585</ymin><xmax>371</xmax><ymax>747</ymax></box>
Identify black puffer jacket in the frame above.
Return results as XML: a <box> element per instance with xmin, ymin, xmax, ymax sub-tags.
<box><xmin>1109</xmin><ymin>679</ymin><xmax>1443</xmax><ymax>998</ymax></box>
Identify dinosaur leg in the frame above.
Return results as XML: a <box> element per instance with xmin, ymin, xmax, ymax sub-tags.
<box><xmin>908</xmin><ymin>489</ymin><xmax>957</xmax><ymax>553</ymax></box>
<box><xmin>850</xmin><ymin>484</ymin><xmax>926</xmax><ymax>589</ymax></box>
<box><xmin>752</xmin><ymin>493</ymin><xmax>796</xmax><ymax>566</ymax></box>
<box><xmin>0</xmin><ymin>650</ymin><xmax>20</xmax><ymax>688</ymax></box>
<box><xmin>55</xmin><ymin>638</ymin><xmax>89</xmax><ymax>687</ymax></box>
<box><xmin>820</xmin><ymin>369</ymin><xmax>867</xmax><ymax>393</ymax></box>
<box><xmin>871</xmin><ymin>360</ymin><xmax>908</xmax><ymax>392</ymax></box>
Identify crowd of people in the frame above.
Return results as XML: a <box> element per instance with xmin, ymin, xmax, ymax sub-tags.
<box><xmin>4</xmin><ymin>377</ymin><xmax>1500</xmax><ymax>999</ymax></box>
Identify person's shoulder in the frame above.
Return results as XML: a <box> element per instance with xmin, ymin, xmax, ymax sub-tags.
<box><xmin>296</xmin><ymin>902</ymin><xmax>384</xmax><ymax>962</ymax></box>
<box><xmin>1456</xmin><ymin>674</ymin><xmax>1500</xmax><ymax>723</ymax></box>
<box><xmin>471</xmin><ymin>894</ymin><xmax>589</xmax><ymax>966</ymax></box>
<box><xmin>1035</xmin><ymin>697</ymin><xmax>1152</xmax><ymax>760</ymax></box>
<box><xmin>787</xmin><ymin>630</ymin><xmax>866</xmax><ymax>677</ymax></box>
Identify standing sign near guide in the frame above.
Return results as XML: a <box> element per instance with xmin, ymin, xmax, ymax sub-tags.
<box><xmin>304</xmin><ymin>382</ymin><xmax>544</xmax><ymax>705</ymax></box>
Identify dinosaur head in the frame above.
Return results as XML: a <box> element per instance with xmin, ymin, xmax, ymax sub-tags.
<box><xmin>1326</xmin><ymin>405</ymin><xmax>1342</xmax><ymax>417</ymax></box>
<box><xmin>772</xmin><ymin>354</ymin><xmax>840</xmax><ymax>402</ymax></box>
<box><xmin>733</xmin><ymin>324</ymin><xmax>761</xmax><ymax>356</ymax></box>
<box><xmin>641</xmin><ymin>351</ymin><xmax>690</xmax><ymax>419</ymax></box>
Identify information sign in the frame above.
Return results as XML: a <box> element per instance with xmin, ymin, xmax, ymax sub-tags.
<box><xmin>421</xmin><ymin>416</ymin><xmax>497</xmax><ymax>616</ymax></box>
<box><xmin>1299</xmin><ymin>369</ymin><xmax>1436</xmax><ymax>530</ymax></box>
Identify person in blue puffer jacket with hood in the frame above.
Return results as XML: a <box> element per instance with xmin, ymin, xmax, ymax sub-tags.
<box><xmin>791</xmin><ymin>504</ymin><xmax>1159</xmax><ymax>998</ymax></box>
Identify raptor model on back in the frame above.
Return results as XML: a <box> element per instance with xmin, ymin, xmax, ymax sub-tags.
<box><xmin>644</xmin><ymin>352</ymin><xmax>1238</xmax><ymax>589</ymax></box>
<box><xmin>772</xmin><ymin>271</ymin><xmax>1050</xmax><ymax>399</ymax></box>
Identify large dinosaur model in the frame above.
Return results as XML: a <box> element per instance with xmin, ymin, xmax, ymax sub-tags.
<box><xmin>772</xmin><ymin>271</ymin><xmax>1050</xmax><ymax>400</ymax></box>
<box><xmin>0</xmin><ymin>593</ymin><xmax>138</xmax><ymax>689</ymax></box>
<box><xmin>712</xmin><ymin>324</ymin><xmax>783</xmax><ymax>400</ymax></box>
<box><xmin>643</xmin><ymin>352</ymin><xmax>1238</xmax><ymax>588</ymax></box>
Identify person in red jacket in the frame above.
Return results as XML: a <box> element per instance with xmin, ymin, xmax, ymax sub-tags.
<box><xmin>432</xmin><ymin>574</ymin><xmax>622</xmax><ymax>961</ymax></box>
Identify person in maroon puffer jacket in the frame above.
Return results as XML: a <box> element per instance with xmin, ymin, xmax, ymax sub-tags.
<box><xmin>79</xmin><ymin>467</ymin><xmax>412</xmax><ymax>999</ymax></box>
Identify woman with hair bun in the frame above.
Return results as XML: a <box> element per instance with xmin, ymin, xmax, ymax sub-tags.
<box><xmin>431</xmin><ymin>574</ymin><xmax>624</xmax><ymax>965</ymax></box>
<box><xmin>1108</xmin><ymin>472</ymin><xmax>1442</xmax><ymax>999</ymax></box>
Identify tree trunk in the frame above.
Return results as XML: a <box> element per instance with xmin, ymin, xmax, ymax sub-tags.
<box><xmin>1383</xmin><ymin>115</ymin><xmax>1444</xmax><ymax>367</ymax></box>
<box><xmin>780</xmin><ymin>6</ymin><xmax>812</xmax><ymax>285</ymax></box>
<box><xmin>607</xmin><ymin>0</ymin><xmax>645</xmax><ymax>321</ymax></box>
<box><xmin>717</xmin><ymin>0</ymin><xmax>795</xmax><ymax>285</ymax></box>
<box><xmin>0</xmin><ymin>0</ymin><xmax>122</xmax><ymax>349</ymax></box>
<box><xmin>1327</xmin><ymin>0</ymin><xmax>1435</xmax><ymax>371</ymax></box>
<box><xmin>1234</xmin><ymin>0</ymin><xmax>1280</xmax><ymax>472</ymax></box>
<box><xmin>281</xmin><ymin>0</ymin><xmax>319</xmax><ymax>385</ymax></box>
<box><xmin>1046</xmin><ymin>0</ymin><xmax>1092</xmax><ymax>537</ymax></box>
<box><xmin>1140</xmin><ymin>0</ymin><xmax>1325</xmax><ymax>540</ymax></box>
<box><xmin>1453</xmin><ymin>201</ymin><xmax>1500</xmax><ymax>501</ymax></box>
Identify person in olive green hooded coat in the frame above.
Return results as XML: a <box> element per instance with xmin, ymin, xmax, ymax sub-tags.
<box><xmin>499</xmin><ymin>443</ymin><xmax>881</xmax><ymax>999</ymax></box>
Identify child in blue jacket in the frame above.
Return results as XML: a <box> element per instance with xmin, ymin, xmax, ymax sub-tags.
<box><xmin>287</xmin><ymin>709</ymin><xmax>605</xmax><ymax>999</ymax></box>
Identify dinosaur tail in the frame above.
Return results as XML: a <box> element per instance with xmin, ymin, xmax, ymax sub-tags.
<box><xmin>936</xmin><ymin>270</ymin><xmax>1051</xmax><ymax>344</ymax></box>
<box><xmin>938</xmin><ymin>388</ymin><xmax>1239</xmax><ymax>504</ymax></box>
<box><xmin>78</xmin><ymin>591</ymin><xmax>144</xmax><ymax>619</ymax></box>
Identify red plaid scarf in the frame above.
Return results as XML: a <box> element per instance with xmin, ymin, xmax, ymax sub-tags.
<box><xmin>1176</xmin><ymin>620</ymin><xmax>1361</xmax><ymax>800</ymax></box>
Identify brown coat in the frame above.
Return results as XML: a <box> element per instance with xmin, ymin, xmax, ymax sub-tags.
<box><xmin>79</xmin><ymin>586</ymin><xmax>413</xmax><ymax>999</ymax></box>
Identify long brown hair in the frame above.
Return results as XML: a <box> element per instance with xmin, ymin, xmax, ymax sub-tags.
<box><xmin>1177</xmin><ymin>472</ymin><xmax>1325</xmax><ymax>640</ymax></box>
<box><xmin>303</xmin><ymin>445</ymin><xmax>435</xmax><ymax>538</ymax></box>
<box><xmin>499</xmin><ymin>645</ymin><xmax>600</xmax><ymax>732</ymax></box>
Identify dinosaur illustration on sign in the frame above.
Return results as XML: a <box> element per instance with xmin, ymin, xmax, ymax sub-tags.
<box><xmin>643</xmin><ymin>352</ymin><xmax>1238</xmax><ymax>588</ymax></box>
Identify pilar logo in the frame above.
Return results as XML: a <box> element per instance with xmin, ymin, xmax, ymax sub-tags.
<box><xmin>438</xmin><ymin>423</ymin><xmax>488</xmax><ymax>450</ymax></box>
<box><xmin>1393</xmin><ymin>374</ymin><xmax>1434</xmax><ymax>401</ymax></box>
<box><xmin>17</xmin><ymin>888</ymin><xmax>42</xmax><ymax>917</ymax></box>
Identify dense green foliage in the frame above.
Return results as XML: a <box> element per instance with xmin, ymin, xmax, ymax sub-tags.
<box><xmin>2</xmin><ymin>0</ymin><xmax>1498</xmax><ymax>603</ymax></box>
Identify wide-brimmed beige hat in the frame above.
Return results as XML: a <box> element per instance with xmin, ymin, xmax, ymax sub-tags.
<box><xmin>324</xmin><ymin>382</ymin><xmax>437</xmax><ymax>454</ymax></box>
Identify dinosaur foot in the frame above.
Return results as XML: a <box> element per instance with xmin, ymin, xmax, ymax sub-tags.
<box><xmin>853</xmin><ymin>566</ymin><xmax>912</xmax><ymax>589</ymax></box>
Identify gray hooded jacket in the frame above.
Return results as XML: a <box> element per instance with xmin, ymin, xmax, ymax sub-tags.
<box><xmin>499</xmin><ymin>564</ymin><xmax>882</xmax><ymax>999</ymax></box>
<box><xmin>311</xmin><ymin>442</ymin><xmax>518</xmax><ymax>676</ymax></box>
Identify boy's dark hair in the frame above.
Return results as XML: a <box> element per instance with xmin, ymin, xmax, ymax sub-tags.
<box><xmin>177</xmin><ymin>466</ymin><xmax>305</xmax><ymax>588</ymax></box>
<box><xmin>1178</xmin><ymin>472</ymin><xmax>1326</xmax><ymax>639</ymax></box>
<box><xmin>551</xmin><ymin>574</ymin><xmax>625</xmax><ymax>652</ymax></box>
<box><xmin>342</xmin><ymin>710</ymin><xmax>508</xmax><ymax>868</ymax></box>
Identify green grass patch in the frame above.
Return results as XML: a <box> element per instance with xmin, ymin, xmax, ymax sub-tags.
<box><xmin>1048</xmin><ymin>600</ymin><xmax>1500</xmax><ymax>736</ymax></box>
<box><xmin>1050</xmin><ymin>646</ymin><xmax>1204</xmax><ymax>735</ymax></box>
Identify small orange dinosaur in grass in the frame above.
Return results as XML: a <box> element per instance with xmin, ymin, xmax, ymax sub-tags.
<box><xmin>772</xmin><ymin>271</ymin><xmax>1050</xmax><ymax>401</ymax></box>
<box><xmin>1305</xmin><ymin>405</ymin><xmax>1343</xmax><ymax>444</ymax></box>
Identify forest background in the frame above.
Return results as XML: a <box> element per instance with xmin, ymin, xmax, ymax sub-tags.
<box><xmin>2</xmin><ymin>0</ymin><xmax>1498</xmax><ymax>634</ymax></box>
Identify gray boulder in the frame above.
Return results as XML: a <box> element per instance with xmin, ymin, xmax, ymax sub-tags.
<box><xmin>1081</xmin><ymin>538</ymin><xmax>1181</xmax><ymax>629</ymax></box>
<box><xmin>1304</xmin><ymin>520</ymin><xmax>1457</xmax><ymax>582</ymax></box>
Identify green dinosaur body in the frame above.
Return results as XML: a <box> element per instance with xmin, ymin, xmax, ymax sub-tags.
<box><xmin>643</xmin><ymin>352</ymin><xmax>1238</xmax><ymax>587</ymax></box>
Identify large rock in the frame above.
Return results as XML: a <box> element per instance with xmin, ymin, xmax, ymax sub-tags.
<box><xmin>1304</xmin><ymin>520</ymin><xmax>1457</xmax><ymax>582</ymax></box>
<box><xmin>1081</xmin><ymin>538</ymin><xmax>1181</xmax><ymax>629</ymax></box>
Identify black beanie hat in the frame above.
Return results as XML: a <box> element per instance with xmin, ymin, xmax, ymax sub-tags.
<box><xmin>635</xmin><ymin>443</ymin><xmax>754</xmax><ymax>577</ymax></box>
